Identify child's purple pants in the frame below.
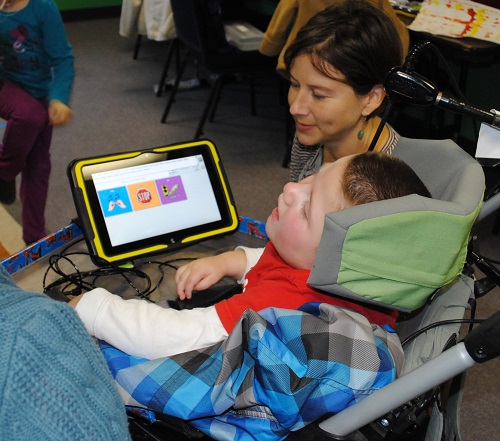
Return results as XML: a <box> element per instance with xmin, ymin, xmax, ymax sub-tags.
<box><xmin>0</xmin><ymin>80</ymin><xmax>52</xmax><ymax>244</ymax></box>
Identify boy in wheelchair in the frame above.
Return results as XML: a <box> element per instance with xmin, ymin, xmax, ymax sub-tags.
<box><xmin>65</xmin><ymin>152</ymin><xmax>435</xmax><ymax>440</ymax></box>
<box><xmin>69</xmin><ymin>152</ymin><xmax>430</xmax><ymax>361</ymax></box>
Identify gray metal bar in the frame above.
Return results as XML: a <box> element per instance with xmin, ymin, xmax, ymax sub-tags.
<box><xmin>318</xmin><ymin>343</ymin><xmax>475</xmax><ymax>437</ymax></box>
<box><xmin>477</xmin><ymin>192</ymin><xmax>500</xmax><ymax>222</ymax></box>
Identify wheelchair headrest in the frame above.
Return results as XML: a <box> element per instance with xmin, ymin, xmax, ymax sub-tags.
<box><xmin>308</xmin><ymin>138</ymin><xmax>485</xmax><ymax>312</ymax></box>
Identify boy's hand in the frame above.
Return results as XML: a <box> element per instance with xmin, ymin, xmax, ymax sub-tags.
<box><xmin>175</xmin><ymin>255</ymin><xmax>226</xmax><ymax>300</ymax></box>
<box><xmin>48</xmin><ymin>99</ymin><xmax>73</xmax><ymax>126</ymax></box>
<box><xmin>175</xmin><ymin>250</ymin><xmax>247</xmax><ymax>300</ymax></box>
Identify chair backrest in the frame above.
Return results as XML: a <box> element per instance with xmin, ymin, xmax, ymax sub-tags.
<box><xmin>169</xmin><ymin>0</ymin><xmax>229</xmax><ymax>66</ymax></box>
<box><xmin>308</xmin><ymin>137</ymin><xmax>485</xmax><ymax>313</ymax></box>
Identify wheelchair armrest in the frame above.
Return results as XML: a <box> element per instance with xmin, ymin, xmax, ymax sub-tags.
<box><xmin>465</xmin><ymin>310</ymin><xmax>500</xmax><ymax>363</ymax></box>
<box><xmin>316</xmin><ymin>311</ymin><xmax>500</xmax><ymax>438</ymax></box>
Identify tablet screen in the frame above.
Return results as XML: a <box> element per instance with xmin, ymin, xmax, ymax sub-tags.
<box><xmin>68</xmin><ymin>140</ymin><xmax>238</xmax><ymax>265</ymax></box>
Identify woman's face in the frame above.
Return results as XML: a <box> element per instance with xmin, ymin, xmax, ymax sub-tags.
<box><xmin>288</xmin><ymin>54</ymin><xmax>372</xmax><ymax>152</ymax></box>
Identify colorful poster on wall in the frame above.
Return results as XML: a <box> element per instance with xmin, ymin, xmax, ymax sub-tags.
<box><xmin>408</xmin><ymin>0</ymin><xmax>500</xmax><ymax>44</ymax></box>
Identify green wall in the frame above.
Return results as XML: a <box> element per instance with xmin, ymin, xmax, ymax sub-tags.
<box><xmin>55</xmin><ymin>0</ymin><xmax>121</xmax><ymax>11</ymax></box>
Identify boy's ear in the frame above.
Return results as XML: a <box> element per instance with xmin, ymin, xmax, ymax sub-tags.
<box><xmin>362</xmin><ymin>85</ymin><xmax>386</xmax><ymax>117</ymax></box>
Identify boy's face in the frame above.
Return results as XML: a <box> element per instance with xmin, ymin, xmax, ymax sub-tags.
<box><xmin>266</xmin><ymin>156</ymin><xmax>352</xmax><ymax>270</ymax></box>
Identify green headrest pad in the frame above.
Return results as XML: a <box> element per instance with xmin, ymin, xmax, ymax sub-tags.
<box><xmin>308</xmin><ymin>195</ymin><xmax>482</xmax><ymax>312</ymax></box>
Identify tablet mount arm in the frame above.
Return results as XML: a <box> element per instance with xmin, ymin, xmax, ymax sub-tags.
<box><xmin>383</xmin><ymin>67</ymin><xmax>500</xmax><ymax>129</ymax></box>
<box><xmin>368</xmin><ymin>40</ymin><xmax>500</xmax><ymax>150</ymax></box>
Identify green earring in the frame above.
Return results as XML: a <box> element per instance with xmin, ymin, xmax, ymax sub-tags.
<box><xmin>358</xmin><ymin>115</ymin><xmax>368</xmax><ymax>140</ymax></box>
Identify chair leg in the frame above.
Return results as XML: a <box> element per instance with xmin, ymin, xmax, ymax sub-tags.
<box><xmin>133</xmin><ymin>35</ymin><xmax>142</xmax><ymax>60</ymax></box>
<box><xmin>208</xmin><ymin>75</ymin><xmax>224</xmax><ymax>123</ymax></box>
<box><xmin>249</xmin><ymin>73</ymin><xmax>256</xmax><ymax>116</ymax></box>
<box><xmin>196</xmin><ymin>75</ymin><xmax>223</xmax><ymax>138</ymax></box>
<box><xmin>156</xmin><ymin>39</ymin><xmax>179</xmax><ymax>98</ymax></box>
<box><xmin>161</xmin><ymin>57</ymin><xmax>188</xmax><ymax>123</ymax></box>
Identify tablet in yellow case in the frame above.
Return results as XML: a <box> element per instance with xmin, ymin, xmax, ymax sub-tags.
<box><xmin>67</xmin><ymin>139</ymin><xmax>239</xmax><ymax>266</ymax></box>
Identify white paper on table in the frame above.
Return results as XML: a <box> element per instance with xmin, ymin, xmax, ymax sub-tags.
<box><xmin>476</xmin><ymin>122</ymin><xmax>500</xmax><ymax>165</ymax></box>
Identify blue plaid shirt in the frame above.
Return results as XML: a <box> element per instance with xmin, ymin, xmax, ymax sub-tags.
<box><xmin>102</xmin><ymin>302</ymin><xmax>403</xmax><ymax>440</ymax></box>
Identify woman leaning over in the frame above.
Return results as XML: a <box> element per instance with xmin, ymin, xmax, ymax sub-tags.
<box><xmin>285</xmin><ymin>0</ymin><xmax>405</xmax><ymax>182</ymax></box>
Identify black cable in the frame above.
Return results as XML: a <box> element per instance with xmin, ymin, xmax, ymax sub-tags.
<box><xmin>472</xmin><ymin>253</ymin><xmax>500</xmax><ymax>266</ymax></box>
<box><xmin>370</xmin><ymin>41</ymin><xmax>441</xmax><ymax>151</ymax></box>
<box><xmin>42</xmin><ymin>241</ymin><xmax>198</xmax><ymax>300</ymax></box>
<box><xmin>401</xmin><ymin>318</ymin><xmax>484</xmax><ymax>347</ymax></box>
<box><xmin>424</xmin><ymin>43</ymin><xmax>467</xmax><ymax>101</ymax></box>
<box><xmin>44</xmin><ymin>259</ymin><xmax>153</xmax><ymax>299</ymax></box>
<box><xmin>424</xmin><ymin>42</ymin><xmax>482</xmax><ymax>137</ymax></box>
<box><xmin>368</xmin><ymin>101</ymin><xmax>393</xmax><ymax>151</ymax></box>
<box><xmin>376</xmin><ymin>40</ymin><xmax>478</xmax><ymax>149</ymax></box>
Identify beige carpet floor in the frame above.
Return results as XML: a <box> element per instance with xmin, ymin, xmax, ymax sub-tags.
<box><xmin>0</xmin><ymin>204</ymin><xmax>24</xmax><ymax>259</ymax></box>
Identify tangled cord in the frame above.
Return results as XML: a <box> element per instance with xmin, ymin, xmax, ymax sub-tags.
<box><xmin>42</xmin><ymin>238</ymin><xmax>195</xmax><ymax>301</ymax></box>
<box><xmin>400</xmin><ymin>318</ymin><xmax>484</xmax><ymax>348</ymax></box>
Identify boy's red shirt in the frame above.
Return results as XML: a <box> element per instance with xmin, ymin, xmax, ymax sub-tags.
<box><xmin>215</xmin><ymin>243</ymin><xmax>398</xmax><ymax>333</ymax></box>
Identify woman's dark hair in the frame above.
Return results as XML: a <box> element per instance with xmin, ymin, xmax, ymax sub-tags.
<box><xmin>343</xmin><ymin>152</ymin><xmax>431</xmax><ymax>206</ymax></box>
<box><xmin>284</xmin><ymin>0</ymin><xmax>403</xmax><ymax>97</ymax></box>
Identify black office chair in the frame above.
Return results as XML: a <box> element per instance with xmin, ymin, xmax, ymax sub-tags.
<box><xmin>155</xmin><ymin>38</ymin><xmax>180</xmax><ymax>98</ymax></box>
<box><xmin>161</xmin><ymin>0</ymin><xmax>272</xmax><ymax>138</ymax></box>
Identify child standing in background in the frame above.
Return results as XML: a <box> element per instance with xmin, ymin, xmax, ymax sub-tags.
<box><xmin>0</xmin><ymin>0</ymin><xmax>74</xmax><ymax>244</ymax></box>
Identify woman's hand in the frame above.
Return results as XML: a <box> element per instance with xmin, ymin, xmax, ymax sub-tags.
<box><xmin>48</xmin><ymin>99</ymin><xmax>73</xmax><ymax>126</ymax></box>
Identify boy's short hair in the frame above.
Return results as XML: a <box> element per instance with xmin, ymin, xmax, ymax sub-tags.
<box><xmin>343</xmin><ymin>152</ymin><xmax>431</xmax><ymax>206</ymax></box>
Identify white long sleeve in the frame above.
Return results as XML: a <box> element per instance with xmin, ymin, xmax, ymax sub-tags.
<box><xmin>75</xmin><ymin>288</ymin><xmax>228</xmax><ymax>360</ymax></box>
<box><xmin>235</xmin><ymin>246</ymin><xmax>264</xmax><ymax>282</ymax></box>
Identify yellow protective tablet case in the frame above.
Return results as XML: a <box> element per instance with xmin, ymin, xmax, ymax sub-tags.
<box><xmin>67</xmin><ymin>139</ymin><xmax>239</xmax><ymax>265</ymax></box>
